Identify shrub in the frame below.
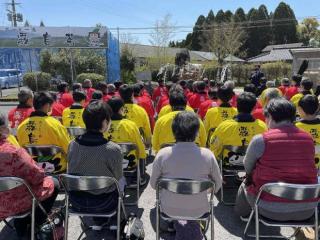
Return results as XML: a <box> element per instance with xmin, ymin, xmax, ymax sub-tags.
<box><xmin>23</xmin><ymin>72</ymin><xmax>51</xmax><ymax>91</ymax></box>
<box><xmin>76</xmin><ymin>73</ymin><xmax>105</xmax><ymax>88</ymax></box>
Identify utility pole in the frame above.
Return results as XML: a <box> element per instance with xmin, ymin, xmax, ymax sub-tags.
<box><xmin>11</xmin><ymin>0</ymin><xmax>17</xmax><ymax>27</ymax></box>
<box><xmin>6</xmin><ymin>0</ymin><xmax>22</xmax><ymax>27</ymax></box>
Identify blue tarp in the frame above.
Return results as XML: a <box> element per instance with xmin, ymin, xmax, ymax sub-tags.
<box><xmin>107</xmin><ymin>31</ymin><xmax>120</xmax><ymax>83</ymax></box>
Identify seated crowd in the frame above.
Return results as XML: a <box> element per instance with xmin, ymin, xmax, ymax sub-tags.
<box><xmin>1</xmin><ymin>74</ymin><xmax>320</xmax><ymax>239</ymax></box>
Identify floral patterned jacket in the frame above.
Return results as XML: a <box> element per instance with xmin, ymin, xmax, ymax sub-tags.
<box><xmin>0</xmin><ymin>139</ymin><xmax>54</xmax><ymax>219</ymax></box>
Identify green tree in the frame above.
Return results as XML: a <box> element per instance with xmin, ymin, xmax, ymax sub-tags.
<box><xmin>206</xmin><ymin>10</ymin><xmax>215</xmax><ymax>25</ymax></box>
<box><xmin>224</xmin><ymin>10</ymin><xmax>233</xmax><ymax>22</ymax></box>
<box><xmin>272</xmin><ymin>2</ymin><xmax>298</xmax><ymax>44</ymax></box>
<box><xmin>190</xmin><ymin>15</ymin><xmax>206</xmax><ymax>50</ymax></box>
<box><xmin>246</xmin><ymin>8</ymin><xmax>261</xmax><ymax>57</ymax></box>
<box><xmin>24</xmin><ymin>20</ymin><xmax>30</xmax><ymax>27</ymax></box>
<box><xmin>233</xmin><ymin>8</ymin><xmax>246</xmax><ymax>22</ymax></box>
<box><xmin>215</xmin><ymin>10</ymin><xmax>225</xmax><ymax>23</ymax></box>
<box><xmin>40</xmin><ymin>20</ymin><xmax>45</xmax><ymax>27</ymax></box>
<box><xmin>298</xmin><ymin>18</ymin><xmax>320</xmax><ymax>44</ymax></box>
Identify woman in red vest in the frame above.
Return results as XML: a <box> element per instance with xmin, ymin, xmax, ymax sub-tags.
<box><xmin>235</xmin><ymin>98</ymin><xmax>318</xmax><ymax>221</ymax></box>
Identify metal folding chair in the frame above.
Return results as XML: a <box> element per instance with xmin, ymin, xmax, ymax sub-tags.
<box><xmin>160</xmin><ymin>143</ymin><xmax>175</xmax><ymax>149</ymax></box>
<box><xmin>156</xmin><ymin>178</ymin><xmax>215</xmax><ymax>240</ymax></box>
<box><xmin>219</xmin><ymin>145</ymin><xmax>247</xmax><ymax>205</ymax></box>
<box><xmin>59</xmin><ymin>174</ymin><xmax>127</xmax><ymax>240</ymax></box>
<box><xmin>66</xmin><ymin>127</ymin><xmax>86</xmax><ymax>137</ymax></box>
<box><xmin>0</xmin><ymin>177</ymin><xmax>46</xmax><ymax>240</ymax></box>
<box><xmin>117</xmin><ymin>142</ymin><xmax>140</xmax><ymax>205</ymax></box>
<box><xmin>243</xmin><ymin>182</ymin><xmax>320</xmax><ymax>240</ymax></box>
<box><xmin>24</xmin><ymin>144</ymin><xmax>64</xmax><ymax>174</ymax></box>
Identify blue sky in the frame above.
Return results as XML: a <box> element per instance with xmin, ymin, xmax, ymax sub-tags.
<box><xmin>0</xmin><ymin>0</ymin><xmax>319</xmax><ymax>44</ymax></box>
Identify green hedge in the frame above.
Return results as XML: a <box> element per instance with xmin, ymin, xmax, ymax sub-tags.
<box><xmin>76</xmin><ymin>73</ymin><xmax>105</xmax><ymax>88</ymax></box>
<box><xmin>23</xmin><ymin>72</ymin><xmax>51</xmax><ymax>91</ymax></box>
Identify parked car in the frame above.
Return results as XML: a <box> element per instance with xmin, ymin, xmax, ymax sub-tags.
<box><xmin>0</xmin><ymin>69</ymin><xmax>23</xmax><ymax>89</ymax></box>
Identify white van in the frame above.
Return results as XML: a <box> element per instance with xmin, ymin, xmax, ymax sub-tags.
<box><xmin>0</xmin><ymin>69</ymin><xmax>23</xmax><ymax>89</ymax></box>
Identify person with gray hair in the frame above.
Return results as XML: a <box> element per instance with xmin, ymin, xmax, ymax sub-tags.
<box><xmin>253</xmin><ymin>88</ymin><xmax>282</xmax><ymax>122</ymax></box>
<box><xmin>83</xmin><ymin>79</ymin><xmax>96</xmax><ymax>101</ymax></box>
<box><xmin>8</xmin><ymin>88</ymin><xmax>34</xmax><ymax>129</ymax></box>
<box><xmin>266</xmin><ymin>80</ymin><xmax>276</xmax><ymax>88</ymax></box>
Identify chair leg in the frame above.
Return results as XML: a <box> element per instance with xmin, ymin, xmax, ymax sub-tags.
<box><xmin>211</xmin><ymin>202</ymin><xmax>214</xmax><ymax>240</ymax></box>
<box><xmin>255</xmin><ymin>206</ymin><xmax>259</xmax><ymax>240</ymax></box>
<box><xmin>31</xmin><ymin>198</ymin><xmax>36</xmax><ymax>240</ymax></box>
<box><xmin>315</xmin><ymin>207</ymin><xmax>318</xmax><ymax>240</ymax></box>
<box><xmin>156</xmin><ymin>200</ymin><xmax>160</xmax><ymax>240</ymax></box>
<box><xmin>64</xmin><ymin>196</ymin><xmax>69</xmax><ymax>240</ymax></box>
<box><xmin>117</xmin><ymin>198</ymin><xmax>122</xmax><ymax>240</ymax></box>
<box><xmin>244</xmin><ymin>210</ymin><xmax>254</xmax><ymax>237</ymax></box>
<box><xmin>220</xmin><ymin>160</ymin><xmax>224</xmax><ymax>203</ymax></box>
<box><xmin>137</xmin><ymin>161</ymin><xmax>140</xmax><ymax>205</ymax></box>
<box><xmin>3</xmin><ymin>219</ymin><xmax>13</xmax><ymax>229</ymax></box>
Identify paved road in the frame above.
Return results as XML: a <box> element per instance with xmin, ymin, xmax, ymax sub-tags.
<box><xmin>0</xmin><ymin>103</ymin><xmax>295</xmax><ymax>240</ymax></box>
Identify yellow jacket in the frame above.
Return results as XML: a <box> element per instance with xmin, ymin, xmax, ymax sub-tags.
<box><xmin>259</xmin><ymin>88</ymin><xmax>282</xmax><ymax>107</ymax></box>
<box><xmin>62</xmin><ymin>105</ymin><xmax>85</xmax><ymax>128</ymax></box>
<box><xmin>17</xmin><ymin>113</ymin><xmax>71</xmax><ymax>173</ymax></box>
<box><xmin>210</xmin><ymin>117</ymin><xmax>267</xmax><ymax>160</ymax></box>
<box><xmin>296</xmin><ymin>119</ymin><xmax>320</xmax><ymax>167</ymax></box>
<box><xmin>123</xmin><ymin>103</ymin><xmax>151</xmax><ymax>142</ymax></box>
<box><xmin>104</xmin><ymin>118</ymin><xmax>146</xmax><ymax>161</ymax></box>
<box><xmin>7</xmin><ymin>134</ymin><xmax>19</xmax><ymax>147</ymax></box>
<box><xmin>204</xmin><ymin>106</ymin><xmax>238</xmax><ymax>135</ymax></box>
<box><xmin>152</xmin><ymin>111</ymin><xmax>207</xmax><ymax>152</ymax></box>
<box><xmin>290</xmin><ymin>93</ymin><xmax>303</xmax><ymax>108</ymax></box>
<box><xmin>158</xmin><ymin>105</ymin><xmax>194</xmax><ymax>119</ymax></box>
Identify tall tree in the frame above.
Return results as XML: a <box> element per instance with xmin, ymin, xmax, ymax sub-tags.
<box><xmin>245</xmin><ymin>8</ymin><xmax>261</xmax><ymax>57</ymax></box>
<box><xmin>257</xmin><ymin>5</ymin><xmax>272</xmax><ymax>49</ymax></box>
<box><xmin>40</xmin><ymin>20</ymin><xmax>45</xmax><ymax>27</ymax></box>
<box><xmin>24</xmin><ymin>20</ymin><xmax>30</xmax><ymax>27</ymax></box>
<box><xmin>215</xmin><ymin>10</ymin><xmax>225</xmax><ymax>23</ymax></box>
<box><xmin>298</xmin><ymin>18</ymin><xmax>320</xmax><ymax>44</ymax></box>
<box><xmin>224</xmin><ymin>10</ymin><xmax>233</xmax><ymax>22</ymax></box>
<box><xmin>190</xmin><ymin>15</ymin><xmax>206</xmax><ymax>50</ymax></box>
<box><xmin>272</xmin><ymin>2</ymin><xmax>298</xmax><ymax>44</ymax></box>
<box><xmin>233</xmin><ymin>8</ymin><xmax>246</xmax><ymax>23</ymax></box>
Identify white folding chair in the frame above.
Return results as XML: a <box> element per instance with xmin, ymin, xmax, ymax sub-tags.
<box><xmin>219</xmin><ymin>145</ymin><xmax>247</xmax><ymax>205</ymax></box>
<box><xmin>66</xmin><ymin>127</ymin><xmax>86</xmax><ymax>138</ymax></box>
<box><xmin>24</xmin><ymin>144</ymin><xmax>64</xmax><ymax>174</ymax></box>
<box><xmin>117</xmin><ymin>142</ymin><xmax>140</xmax><ymax>206</ymax></box>
<box><xmin>0</xmin><ymin>176</ymin><xmax>46</xmax><ymax>240</ymax></box>
<box><xmin>156</xmin><ymin>178</ymin><xmax>215</xmax><ymax>240</ymax></box>
<box><xmin>59</xmin><ymin>174</ymin><xmax>127</xmax><ymax>240</ymax></box>
<box><xmin>243</xmin><ymin>182</ymin><xmax>320</xmax><ymax>240</ymax></box>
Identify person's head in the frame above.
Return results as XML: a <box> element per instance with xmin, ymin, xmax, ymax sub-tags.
<box><xmin>91</xmin><ymin>90</ymin><xmax>103</xmax><ymax>101</ymax></box>
<box><xmin>0</xmin><ymin>112</ymin><xmax>9</xmax><ymax>140</ymax></box>
<box><xmin>196</xmin><ymin>81</ymin><xmax>206</xmax><ymax>93</ymax></box>
<box><xmin>255</xmin><ymin>64</ymin><xmax>261</xmax><ymax>71</ymax></box>
<box><xmin>224</xmin><ymin>80</ymin><xmax>235</xmax><ymax>90</ymax></box>
<box><xmin>300</xmin><ymin>78</ymin><xmax>313</xmax><ymax>92</ymax></box>
<box><xmin>133</xmin><ymin>83</ymin><xmax>142</xmax><ymax>97</ymax></box>
<box><xmin>244</xmin><ymin>84</ymin><xmax>256</xmax><ymax>95</ymax></box>
<box><xmin>281</xmin><ymin>78</ymin><xmax>290</xmax><ymax>87</ymax></box>
<box><xmin>264</xmin><ymin>98</ymin><xmax>296</xmax><ymax>128</ymax></box>
<box><xmin>72</xmin><ymin>82</ymin><xmax>82</xmax><ymax>92</ymax></box>
<box><xmin>292</xmin><ymin>74</ymin><xmax>302</xmax><ymax>87</ymax></box>
<box><xmin>209</xmin><ymin>80</ymin><xmax>216</xmax><ymax>88</ymax></box>
<box><xmin>169</xmin><ymin>89</ymin><xmax>187</xmax><ymax>111</ymax></box>
<box><xmin>237</xmin><ymin>92</ymin><xmax>257</xmax><ymax>114</ymax></box>
<box><xmin>217</xmin><ymin>86</ymin><xmax>233</xmax><ymax>104</ymax></box>
<box><xmin>83</xmin><ymin>101</ymin><xmax>111</xmax><ymax>132</ymax></box>
<box><xmin>157</xmin><ymin>79</ymin><xmax>164</xmax><ymax>87</ymax></box>
<box><xmin>33</xmin><ymin>91</ymin><xmax>54</xmax><ymax>113</ymax></box>
<box><xmin>266</xmin><ymin>80</ymin><xmax>275</xmax><ymax>88</ymax></box>
<box><xmin>107</xmin><ymin>84</ymin><xmax>116</xmax><ymax>94</ymax></box>
<box><xmin>114</xmin><ymin>81</ymin><xmax>123</xmax><ymax>91</ymax></box>
<box><xmin>57</xmin><ymin>82</ymin><xmax>69</xmax><ymax>93</ymax></box>
<box><xmin>208</xmin><ymin>88</ymin><xmax>218</xmax><ymax>100</ymax></box>
<box><xmin>172</xmin><ymin>111</ymin><xmax>200</xmax><ymax>142</ymax></box>
<box><xmin>262</xmin><ymin>88</ymin><xmax>282</xmax><ymax>107</ymax></box>
<box><xmin>298</xmin><ymin>94</ymin><xmax>319</xmax><ymax>118</ymax></box>
<box><xmin>72</xmin><ymin>90</ymin><xmax>87</xmax><ymax>105</ymax></box>
<box><xmin>119</xmin><ymin>84</ymin><xmax>133</xmax><ymax>103</ymax></box>
<box><xmin>96</xmin><ymin>81</ymin><xmax>108</xmax><ymax>95</ymax></box>
<box><xmin>18</xmin><ymin>89</ymin><xmax>34</xmax><ymax>107</ymax></box>
<box><xmin>107</xmin><ymin>97</ymin><xmax>125</xmax><ymax>117</ymax></box>
<box><xmin>178</xmin><ymin>80</ymin><xmax>187</xmax><ymax>89</ymax></box>
<box><xmin>83</xmin><ymin>79</ymin><xmax>92</xmax><ymax>89</ymax></box>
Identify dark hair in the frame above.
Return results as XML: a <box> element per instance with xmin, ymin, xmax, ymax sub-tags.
<box><xmin>301</xmin><ymin>78</ymin><xmax>313</xmax><ymax>91</ymax></box>
<box><xmin>197</xmin><ymin>81</ymin><xmax>206</xmax><ymax>92</ymax></box>
<box><xmin>119</xmin><ymin>84</ymin><xmax>133</xmax><ymax>103</ymax></box>
<box><xmin>264</xmin><ymin>98</ymin><xmax>296</xmax><ymax>123</ymax></box>
<box><xmin>33</xmin><ymin>91</ymin><xmax>54</xmax><ymax>110</ymax></box>
<box><xmin>298</xmin><ymin>94</ymin><xmax>319</xmax><ymax>115</ymax></box>
<box><xmin>114</xmin><ymin>81</ymin><xmax>123</xmax><ymax>91</ymax></box>
<box><xmin>96</xmin><ymin>81</ymin><xmax>108</xmax><ymax>94</ymax></box>
<box><xmin>217</xmin><ymin>86</ymin><xmax>233</xmax><ymax>103</ymax></box>
<box><xmin>107</xmin><ymin>97</ymin><xmax>124</xmax><ymax>115</ymax></box>
<box><xmin>208</xmin><ymin>88</ymin><xmax>218</xmax><ymax>100</ymax></box>
<box><xmin>237</xmin><ymin>92</ymin><xmax>257</xmax><ymax>114</ymax></box>
<box><xmin>72</xmin><ymin>83</ymin><xmax>82</xmax><ymax>92</ymax></box>
<box><xmin>133</xmin><ymin>83</ymin><xmax>142</xmax><ymax>97</ymax></box>
<box><xmin>178</xmin><ymin>80</ymin><xmax>187</xmax><ymax>88</ymax></box>
<box><xmin>166</xmin><ymin>82</ymin><xmax>173</xmax><ymax>92</ymax></box>
<box><xmin>18</xmin><ymin>89</ymin><xmax>33</xmax><ymax>104</ymax></box>
<box><xmin>72</xmin><ymin>90</ymin><xmax>87</xmax><ymax>102</ymax></box>
<box><xmin>91</xmin><ymin>90</ymin><xmax>103</xmax><ymax>100</ymax></box>
<box><xmin>172</xmin><ymin>111</ymin><xmax>200</xmax><ymax>142</ymax></box>
<box><xmin>292</xmin><ymin>74</ymin><xmax>302</xmax><ymax>86</ymax></box>
<box><xmin>244</xmin><ymin>84</ymin><xmax>256</xmax><ymax>94</ymax></box>
<box><xmin>83</xmin><ymin>101</ymin><xmax>111</xmax><ymax>131</ymax></box>
<box><xmin>169</xmin><ymin>90</ymin><xmax>187</xmax><ymax>110</ymax></box>
<box><xmin>57</xmin><ymin>82</ymin><xmax>69</xmax><ymax>93</ymax></box>
<box><xmin>209</xmin><ymin>80</ymin><xmax>216</xmax><ymax>88</ymax></box>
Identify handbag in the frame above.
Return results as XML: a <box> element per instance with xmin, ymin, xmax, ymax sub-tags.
<box><xmin>122</xmin><ymin>213</ymin><xmax>145</xmax><ymax>240</ymax></box>
<box><xmin>36</xmin><ymin>207</ymin><xmax>65</xmax><ymax>240</ymax></box>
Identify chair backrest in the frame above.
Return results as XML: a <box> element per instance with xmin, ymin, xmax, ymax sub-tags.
<box><xmin>0</xmin><ymin>176</ymin><xmax>37</xmax><ymax>200</ymax></box>
<box><xmin>222</xmin><ymin>145</ymin><xmax>247</xmax><ymax>165</ymax></box>
<box><xmin>67</xmin><ymin>127</ymin><xmax>86</xmax><ymax>137</ymax></box>
<box><xmin>59</xmin><ymin>174</ymin><xmax>119</xmax><ymax>192</ymax></box>
<box><xmin>117</xmin><ymin>143</ymin><xmax>137</xmax><ymax>156</ymax></box>
<box><xmin>160</xmin><ymin>143</ymin><xmax>175</xmax><ymax>149</ymax></box>
<box><xmin>259</xmin><ymin>182</ymin><xmax>320</xmax><ymax>201</ymax></box>
<box><xmin>24</xmin><ymin>144</ymin><xmax>63</xmax><ymax>157</ymax></box>
<box><xmin>157</xmin><ymin>178</ymin><xmax>214</xmax><ymax>195</ymax></box>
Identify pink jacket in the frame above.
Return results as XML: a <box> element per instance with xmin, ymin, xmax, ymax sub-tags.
<box><xmin>0</xmin><ymin>139</ymin><xmax>54</xmax><ymax>219</ymax></box>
